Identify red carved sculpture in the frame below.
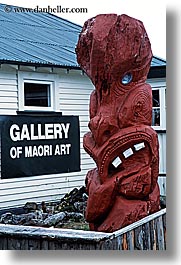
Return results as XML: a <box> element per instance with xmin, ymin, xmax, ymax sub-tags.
<box><xmin>76</xmin><ymin>14</ymin><xmax>160</xmax><ymax>232</ymax></box>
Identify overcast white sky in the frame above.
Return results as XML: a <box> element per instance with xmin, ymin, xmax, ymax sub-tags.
<box><xmin>1</xmin><ymin>0</ymin><xmax>167</xmax><ymax>59</ymax></box>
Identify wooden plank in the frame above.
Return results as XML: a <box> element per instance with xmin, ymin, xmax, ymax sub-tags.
<box><xmin>59</xmin><ymin>99</ymin><xmax>89</xmax><ymax>105</ymax></box>
<box><xmin>59</xmin><ymin>110</ymin><xmax>89</xmax><ymax>116</ymax></box>
<box><xmin>59</xmin><ymin>81</ymin><xmax>93</xmax><ymax>88</ymax></box>
<box><xmin>0</xmin><ymin>64</ymin><xmax>18</xmax><ymax>71</ymax></box>
<box><xmin>142</xmin><ymin>222</ymin><xmax>151</xmax><ymax>250</ymax></box>
<box><xmin>48</xmin><ymin>240</ymin><xmax>56</xmax><ymax>250</ymax></box>
<box><xmin>0</xmin><ymin>72</ymin><xmax>17</xmax><ymax>79</ymax></box>
<box><xmin>0</xmin><ymin>186</ymin><xmax>80</xmax><ymax>201</ymax></box>
<box><xmin>54</xmin><ymin>241</ymin><xmax>67</xmax><ymax>250</ymax></box>
<box><xmin>88</xmin><ymin>243</ymin><xmax>97</xmax><ymax>250</ymax></box>
<box><xmin>0</xmin><ymin>97</ymin><xmax>18</xmax><ymax>103</ymax></box>
<box><xmin>126</xmin><ymin>230</ymin><xmax>134</xmax><ymax>250</ymax></box>
<box><xmin>147</xmin><ymin>79</ymin><xmax>166</xmax><ymax>87</ymax></box>
<box><xmin>7</xmin><ymin>238</ymin><xmax>21</xmax><ymax>250</ymax></box>
<box><xmin>28</xmin><ymin>239</ymin><xmax>41</xmax><ymax>250</ymax></box>
<box><xmin>98</xmin><ymin>239</ymin><xmax>113</xmax><ymax>250</ymax></box>
<box><xmin>122</xmin><ymin>233</ymin><xmax>128</xmax><ymax>250</ymax></box>
<box><xmin>60</xmin><ymin>93</ymin><xmax>90</xmax><ymax>100</ymax></box>
<box><xmin>113</xmin><ymin>234</ymin><xmax>123</xmax><ymax>250</ymax></box>
<box><xmin>118</xmin><ymin>235</ymin><xmax>124</xmax><ymax>250</ymax></box>
<box><xmin>59</xmin><ymin>104</ymin><xmax>89</xmax><ymax>111</ymax></box>
<box><xmin>154</xmin><ymin>218</ymin><xmax>159</xmax><ymax>250</ymax></box>
<box><xmin>0</xmin><ymin>86</ymin><xmax>17</xmax><ymax>92</ymax></box>
<box><xmin>90</xmin><ymin>243</ymin><xmax>98</xmax><ymax>250</ymax></box>
<box><xmin>0</xmin><ymin>79</ymin><xmax>17</xmax><ymax>85</ymax></box>
<box><xmin>0</xmin><ymin>109</ymin><xmax>17</xmax><ymax>115</ymax></box>
<box><xmin>162</xmin><ymin>213</ymin><xmax>166</xmax><ymax>250</ymax></box>
<box><xmin>150</xmin><ymin>219</ymin><xmax>157</xmax><ymax>250</ymax></box>
<box><xmin>0</xmin><ymin>236</ymin><xmax>8</xmax><ymax>250</ymax></box>
<box><xmin>113</xmin><ymin>209</ymin><xmax>166</xmax><ymax>237</ymax></box>
<box><xmin>40</xmin><ymin>240</ymin><xmax>49</xmax><ymax>250</ymax></box>
<box><xmin>19</xmin><ymin>239</ymin><xmax>29</xmax><ymax>250</ymax></box>
<box><xmin>7</xmin><ymin>238</ymin><xmax>29</xmax><ymax>250</ymax></box>
<box><xmin>59</xmin><ymin>88</ymin><xmax>92</xmax><ymax>96</ymax></box>
<box><xmin>155</xmin><ymin>216</ymin><xmax>165</xmax><ymax>250</ymax></box>
<box><xmin>0</xmin><ymin>102</ymin><xmax>18</xmax><ymax>109</ymax></box>
<box><xmin>134</xmin><ymin>226</ymin><xmax>143</xmax><ymax>250</ymax></box>
<box><xmin>48</xmin><ymin>240</ymin><xmax>95</xmax><ymax>250</ymax></box>
<box><xmin>0</xmin><ymin>224</ymin><xmax>110</xmax><ymax>242</ymax></box>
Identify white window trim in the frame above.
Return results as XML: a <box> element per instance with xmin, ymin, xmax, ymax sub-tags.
<box><xmin>147</xmin><ymin>78</ymin><xmax>166</xmax><ymax>131</ymax></box>
<box><xmin>152</xmin><ymin>86</ymin><xmax>166</xmax><ymax>130</ymax></box>
<box><xmin>18</xmin><ymin>71</ymin><xmax>59</xmax><ymax>112</ymax></box>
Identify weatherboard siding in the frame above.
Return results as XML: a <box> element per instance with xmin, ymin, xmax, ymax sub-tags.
<box><xmin>0</xmin><ymin>69</ymin><xmax>95</xmax><ymax>210</ymax></box>
<box><xmin>0</xmin><ymin>69</ymin><xmax>166</xmax><ymax>209</ymax></box>
<box><xmin>0</xmin><ymin>70</ymin><xmax>18</xmax><ymax>114</ymax></box>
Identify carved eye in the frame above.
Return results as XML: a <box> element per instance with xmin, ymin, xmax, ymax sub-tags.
<box><xmin>121</xmin><ymin>73</ymin><xmax>132</xmax><ymax>85</ymax></box>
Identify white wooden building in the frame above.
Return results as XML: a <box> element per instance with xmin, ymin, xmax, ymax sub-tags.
<box><xmin>0</xmin><ymin>3</ymin><xmax>166</xmax><ymax>210</ymax></box>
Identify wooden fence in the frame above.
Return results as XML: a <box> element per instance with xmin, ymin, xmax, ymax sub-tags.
<box><xmin>0</xmin><ymin>208</ymin><xmax>166</xmax><ymax>250</ymax></box>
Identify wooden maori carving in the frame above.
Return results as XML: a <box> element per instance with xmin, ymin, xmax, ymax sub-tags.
<box><xmin>76</xmin><ymin>14</ymin><xmax>160</xmax><ymax>232</ymax></box>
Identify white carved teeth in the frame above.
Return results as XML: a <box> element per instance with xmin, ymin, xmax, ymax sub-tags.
<box><xmin>123</xmin><ymin>148</ymin><xmax>133</xmax><ymax>158</ymax></box>
<box><xmin>112</xmin><ymin>156</ymin><xmax>122</xmax><ymax>168</ymax></box>
<box><xmin>134</xmin><ymin>142</ymin><xmax>145</xmax><ymax>151</ymax></box>
<box><xmin>111</xmin><ymin>142</ymin><xmax>145</xmax><ymax>170</ymax></box>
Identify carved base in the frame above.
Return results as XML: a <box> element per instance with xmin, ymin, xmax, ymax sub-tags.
<box><xmin>88</xmin><ymin>184</ymin><xmax>160</xmax><ymax>233</ymax></box>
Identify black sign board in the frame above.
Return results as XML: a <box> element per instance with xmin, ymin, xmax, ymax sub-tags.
<box><xmin>0</xmin><ymin>114</ymin><xmax>80</xmax><ymax>179</ymax></box>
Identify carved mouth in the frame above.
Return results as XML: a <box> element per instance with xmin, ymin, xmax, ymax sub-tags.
<box><xmin>100</xmin><ymin>139</ymin><xmax>147</xmax><ymax>182</ymax></box>
<box><xmin>83</xmin><ymin>126</ymin><xmax>157</xmax><ymax>183</ymax></box>
<box><xmin>108</xmin><ymin>142</ymin><xmax>145</xmax><ymax>174</ymax></box>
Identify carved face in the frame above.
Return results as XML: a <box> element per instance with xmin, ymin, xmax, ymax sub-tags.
<box><xmin>76</xmin><ymin>14</ymin><xmax>157</xmax><ymax>185</ymax></box>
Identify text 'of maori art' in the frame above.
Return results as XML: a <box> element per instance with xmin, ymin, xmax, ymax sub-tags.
<box><xmin>76</xmin><ymin>14</ymin><xmax>160</xmax><ymax>232</ymax></box>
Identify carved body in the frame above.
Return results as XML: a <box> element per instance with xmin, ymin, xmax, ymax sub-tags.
<box><xmin>76</xmin><ymin>14</ymin><xmax>160</xmax><ymax>232</ymax></box>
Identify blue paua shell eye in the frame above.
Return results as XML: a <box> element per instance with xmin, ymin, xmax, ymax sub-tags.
<box><xmin>121</xmin><ymin>73</ymin><xmax>132</xmax><ymax>85</ymax></box>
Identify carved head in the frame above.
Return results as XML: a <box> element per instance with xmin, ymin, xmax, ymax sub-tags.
<box><xmin>76</xmin><ymin>14</ymin><xmax>152</xmax><ymax>87</ymax></box>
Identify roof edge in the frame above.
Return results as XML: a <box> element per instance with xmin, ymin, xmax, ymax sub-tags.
<box><xmin>0</xmin><ymin>60</ymin><xmax>81</xmax><ymax>70</ymax></box>
<box><xmin>152</xmin><ymin>55</ymin><xmax>166</xmax><ymax>63</ymax></box>
<box><xmin>47</xmin><ymin>12</ymin><xmax>82</xmax><ymax>29</ymax></box>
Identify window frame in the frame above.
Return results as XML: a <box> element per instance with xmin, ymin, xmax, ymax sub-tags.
<box><xmin>151</xmin><ymin>87</ymin><xmax>166</xmax><ymax>130</ymax></box>
<box><xmin>148</xmin><ymin>79</ymin><xmax>166</xmax><ymax>131</ymax></box>
<box><xmin>18</xmin><ymin>72</ymin><xmax>59</xmax><ymax>112</ymax></box>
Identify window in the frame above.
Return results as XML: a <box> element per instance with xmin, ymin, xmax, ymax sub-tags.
<box><xmin>152</xmin><ymin>90</ymin><xmax>160</xmax><ymax>126</ymax></box>
<box><xmin>24</xmin><ymin>83</ymin><xmax>51</xmax><ymax>107</ymax></box>
<box><xmin>18</xmin><ymin>72</ymin><xmax>59</xmax><ymax>112</ymax></box>
<box><xmin>151</xmin><ymin>84</ymin><xmax>166</xmax><ymax>130</ymax></box>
